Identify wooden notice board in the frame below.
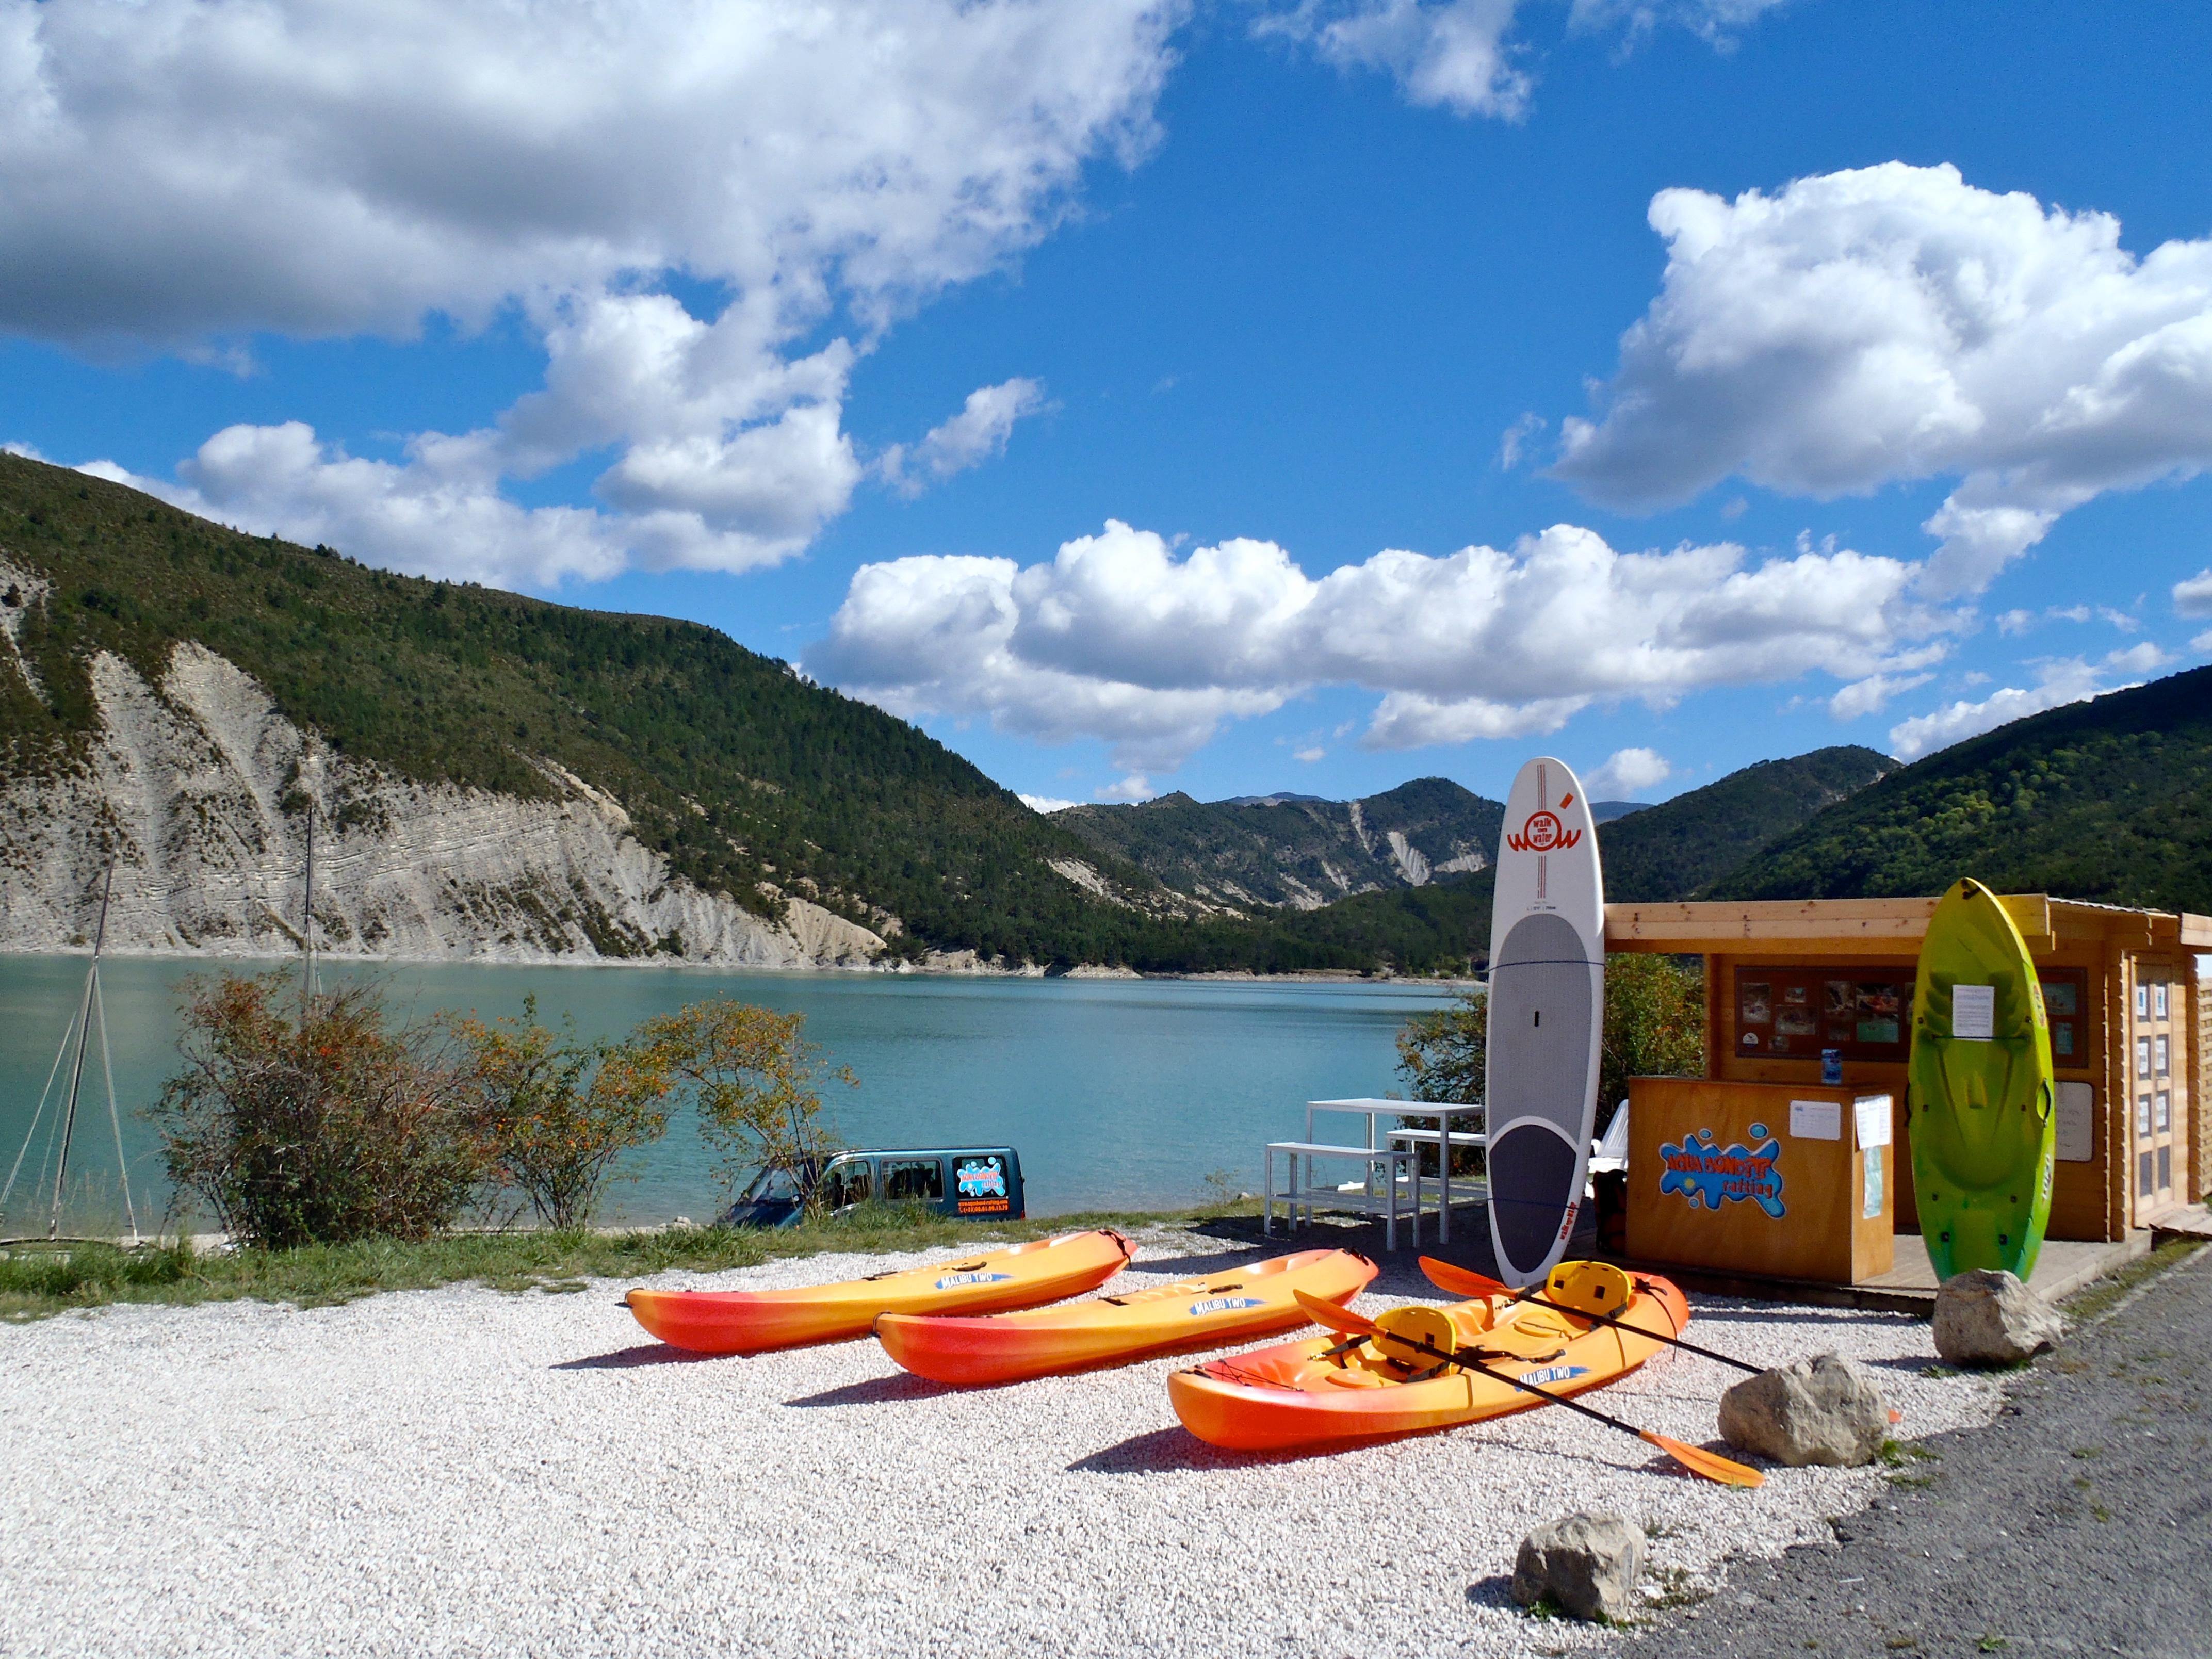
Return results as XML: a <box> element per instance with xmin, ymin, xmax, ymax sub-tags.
<box><xmin>1626</xmin><ymin>1077</ymin><xmax>1896</xmax><ymax>1284</ymax></box>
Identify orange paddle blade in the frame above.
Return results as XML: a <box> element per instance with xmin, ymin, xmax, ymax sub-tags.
<box><xmin>1293</xmin><ymin>1288</ymin><xmax>1376</xmax><ymax>1336</ymax></box>
<box><xmin>1419</xmin><ymin>1256</ymin><xmax>1507</xmax><ymax>1297</ymax></box>
<box><xmin>1641</xmin><ymin>1430</ymin><xmax>1765</xmax><ymax>1488</ymax></box>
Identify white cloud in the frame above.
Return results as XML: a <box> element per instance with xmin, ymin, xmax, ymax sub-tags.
<box><xmin>1017</xmin><ymin>793</ymin><xmax>1080</xmax><ymax>814</ymax></box>
<box><xmin>2194</xmin><ymin>629</ymin><xmax>2212</xmax><ymax>654</ymax></box>
<box><xmin>880</xmin><ymin>378</ymin><xmax>1051</xmax><ymax>498</ymax></box>
<box><xmin>5</xmin><ymin>1</ymin><xmax>1174</xmax><ymax>584</ymax></box>
<box><xmin>810</xmin><ymin>516</ymin><xmax>1953</xmax><ymax>770</ymax></box>
<box><xmin>1827</xmin><ymin>671</ymin><xmax>1932</xmax><ymax>721</ymax></box>
<box><xmin>1293</xmin><ymin>745</ymin><xmax>1326</xmax><ymax>762</ymax></box>
<box><xmin>1262</xmin><ymin>1</ymin><xmax>1531</xmax><ymax>119</ymax></box>
<box><xmin>1567</xmin><ymin>0</ymin><xmax>1791</xmax><ymax>48</ymax></box>
<box><xmin>1096</xmin><ymin>773</ymin><xmax>1158</xmax><ymax>803</ymax></box>
<box><xmin>1499</xmin><ymin>412</ymin><xmax>1546</xmax><ymax>469</ymax></box>
<box><xmin>1885</xmin><ymin>645</ymin><xmax>2165</xmax><ymax>759</ymax></box>
<box><xmin>1553</xmin><ymin>164</ymin><xmax>2212</xmax><ymax>596</ymax></box>
<box><xmin>1584</xmin><ymin>746</ymin><xmax>1671</xmax><ymax>799</ymax></box>
<box><xmin>2175</xmin><ymin>568</ymin><xmax>2212</xmax><ymax>619</ymax></box>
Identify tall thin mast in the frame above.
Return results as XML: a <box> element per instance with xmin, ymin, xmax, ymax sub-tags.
<box><xmin>302</xmin><ymin>804</ymin><xmax>317</xmax><ymax>1008</ymax></box>
<box><xmin>48</xmin><ymin>859</ymin><xmax>114</xmax><ymax>1239</ymax></box>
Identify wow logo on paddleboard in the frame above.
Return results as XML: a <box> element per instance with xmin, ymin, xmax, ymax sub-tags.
<box><xmin>1506</xmin><ymin>808</ymin><xmax>1582</xmax><ymax>853</ymax></box>
<box><xmin>1658</xmin><ymin>1124</ymin><xmax>1786</xmax><ymax>1218</ymax></box>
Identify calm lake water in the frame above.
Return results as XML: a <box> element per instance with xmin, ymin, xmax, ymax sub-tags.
<box><xmin>0</xmin><ymin>956</ymin><xmax>1458</xmax><ymax>1231</ymax></box>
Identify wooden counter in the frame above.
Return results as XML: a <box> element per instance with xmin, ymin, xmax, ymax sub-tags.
<box><xmin>1626</xmin><ymin>1077</ymin><xmax>1895</xmax><ymax>1284</ymax></box>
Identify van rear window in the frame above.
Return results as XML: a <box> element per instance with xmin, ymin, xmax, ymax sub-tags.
<box><xmin>821</xmin><ymin>1160</ymin><xmax>872</xmax><ymax>1209</ymax></box>
<box><xmin>954</xmin><ymin>1155</ymin><xmax>1011</xmax><ymax>1214</ymax></box>
<box><xmin>881</xmin><ymin>1159</ymin><xmax>945</xmax><ymax>1202</ymax></box>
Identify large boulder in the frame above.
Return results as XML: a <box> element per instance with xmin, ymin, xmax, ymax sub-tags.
<box><xmin>1718</xmin><ymin>1352</ymin><xmax>1889</xmax><ymax>1467</ymax></box>
<box><xmin>1510</xmin><ymin>1511</ymin><xmax>1645</xmax><ymax>1623</ymax></box>
<box><xmin>1933</xmin><ymin>1269</ymin><xmax>2063</xmax><ymax>1367</ymax></box>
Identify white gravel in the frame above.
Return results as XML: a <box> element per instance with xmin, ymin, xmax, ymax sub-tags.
<box><xmin>0</xmin><ymin>1234</ymin><xmax>2010</xmax><ymax>1657</ymax></box>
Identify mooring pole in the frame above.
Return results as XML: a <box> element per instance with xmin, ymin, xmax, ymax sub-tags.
<box><xmin>303</xmin><ymin>804</ymin><xmax>317</xmax><ymax>1010</ymax></box>
<box><xmin>48</xmin><ymin>859</ymin><xmax>115</xmax><ymax>1239</ymax></box>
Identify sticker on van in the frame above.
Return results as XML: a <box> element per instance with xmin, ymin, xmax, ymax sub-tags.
<box><xmin>956</xmin><ymin>1158</ymin><xmax>1008</xmax><ymax>1200</ymax></box>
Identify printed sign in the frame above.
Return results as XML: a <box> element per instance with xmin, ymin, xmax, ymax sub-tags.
<box><xmin>956</xmin><ymin>1158</ymin><xmax>1009</xmax><ymax>1200</ymax></box>
<box><xmin>2055</xmin><ymin>1081</ymin><xmax>2095</xmax><ymax>1163</ymax></box>
<box><xmin>1853</xmin><ymin>1094</ymin><xmax>1894</xmax><ymax>1150</ymax></box>
<box><xmin>956</xmin><ymin>1199</ymin><xmax>1011</xmax><ymax>1215</ymax></box>
<box><xmin>1952</xmin><ymin>983</ymin><xmax>1996</xmax><ymax>1040</ymax></box>
<box><xmin>1658</xmin><ymin>1124</ymin><xmax>1786</xmax><ymax>1219</ymax></box>
<box><xmin>1789</xmin><ymin>1099</ymin><xmax>1842</xmax><ymax>1141</ymax></box>
<box><xmin>1862</xmin><ymin>1146</ymin><xmax>1884</xmax><ymax>1220</ymax></box>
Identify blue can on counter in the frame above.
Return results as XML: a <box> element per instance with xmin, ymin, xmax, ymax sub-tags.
<box><xmin>1821</xmin><ymin>1048</ymin><xmax>1844</xmax><ymax>1086</ymax></box>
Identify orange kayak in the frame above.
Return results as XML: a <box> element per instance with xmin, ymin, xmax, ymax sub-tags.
<box><xmin>1167</xmin><ymin>1261</ymin><xmax>1689</xmax><ymax>1452</ymax></box>
<box><xmin>625</xmin><ymin>1228</ymin><xmax>1134</xmax><ymax>1354</ymax></box>
<box><xmin>876</xmin><ymin>1248</ymin><xmax>1376</xmax><ymax>1385</ymax></box>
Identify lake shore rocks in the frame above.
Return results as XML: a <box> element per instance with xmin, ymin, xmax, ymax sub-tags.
<box><xmin>1511</xmin><ymin>1511</ymin><xmax>1645</xmax><ymax>1622</ymax></box>
<box><xmin>1933</xmin><ymin>1269</ymin><xmax>2063</xmax><ymax>1367</ymax></box>
<box><xmin>1718</xmin><ymin>1351</ymin><xmax>1890</xmax><ymax>1467</ymax></box>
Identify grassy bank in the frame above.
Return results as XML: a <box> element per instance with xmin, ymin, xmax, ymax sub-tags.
<box><xmin>0</xmin><ymin>1203</ymin><xmax>1254</xmax><ymax>1323</ymax></box>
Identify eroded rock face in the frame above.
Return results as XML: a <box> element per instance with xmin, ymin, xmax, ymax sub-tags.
<box><xmin>0</xmin><ymin>640</ymin><xmax>886</xmax><ymax>968</ymax></box>
<box><xmin>1718</xmin><ymin>1351</ymin><xmax>1890</xmax><ymax>1468</ymax></box>
<box><xmin>1510</xmin><ymin>1510</ymin><xmax>1645</xmax><ymax>1623</ymax></box>
<box><xmin>1933</xmin><ymin>1269</ymin><xmax>2063</xmax><ymax>1367</ymax></box>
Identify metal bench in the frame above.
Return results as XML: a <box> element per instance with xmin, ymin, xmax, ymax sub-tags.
<box><xmin>1263</xmin><ymin>1141</ymin><xmax>1419</xmax><ymax>1251</ymax></box>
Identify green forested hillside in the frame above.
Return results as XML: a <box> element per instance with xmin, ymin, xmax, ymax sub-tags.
<box><xmin>1714</xmin><ymin>669</ymin><xmax>2212</xmax><ymax>910</ymax></box>
<box><xmin>1597</xmin><ymin>745</ymin><xmax>1895</xmax><ymax>902</ymax></box>
<box><xmin>1053</xmin><ymin>777</ymin><xmax>1501</xmax><ymax>908</ymax></box>
<box><xmin>0</xmin><ymin>453</ymin><xmax>1368</xmax><ymax>970</ymax></box>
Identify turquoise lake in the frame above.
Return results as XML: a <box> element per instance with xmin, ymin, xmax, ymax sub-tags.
<box><xmin>0</xmin><ymin>957</ymin><xmax>1458</xmax><ymax>1231</ymax></box>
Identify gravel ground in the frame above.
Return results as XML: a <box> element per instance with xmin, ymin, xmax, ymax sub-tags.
<box><xmin>1</xmin><ymin>1232</ymin><xmax>2011</xmax><ymax>1659</ymax></box>
<box><xmin>1604</xmin><ymin>1240</ymin><xmax>2212</xmax><ymax>1659</ymax></box>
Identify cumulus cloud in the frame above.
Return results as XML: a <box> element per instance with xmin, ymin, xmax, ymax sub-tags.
<box><xmin>880</xmin><ymin>378</ymin><xmax>1051</xmax><ymax>498</ymax></box>
<box><xmin>810</xmin><ymin>517</ymin><xmax>1953</xmax><ymax>769</ymax></box>
<box><xmin>1096</xmin><ymin>774</ymin><xmax>1158</xmax><ymax>803</ymax></box>
<box><xmin>2174</xmin><ymin>568</ymin><xmax>2212</xmax><ymax>619</ymax></box>
<box><xmin>1017</xmin><ymin>793</ymin><xmax>1080</xmax><ymax>814</ymax></box>
<box><xmin>1827</xmin><ymin>671</ymin><xmax>1933</xmax><ymax>721</ymax></box>
<box><xmin>1885</xmin><ymin>645</ymin><xmax>2166</xmax><ymax>760</ymax></box>
<box><xmin>1567</xmin><ymin>0</ymin><xmax>1791</xmax><ymax>48</ymax></box>
<box><xmin>1584</xmin><ymin>746</ymin><xmax>1671</xmax><ymax>799</ymax></box>
<box><xmin>4</xmin><ymin>0</ymin><xmax>1174</xmax><ymax>583</ymax></box>
<box><xmin>1553</xmin><ymin>164</ymin><xmax>2212</xmax><ymax>596</ymax></box>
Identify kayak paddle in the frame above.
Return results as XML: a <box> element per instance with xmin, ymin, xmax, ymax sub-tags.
<box><xmin>1418</xmin><ymin>1256</ymin><xmax>1762</xmax><ymax>1376</ymax></box>
<box><xmin>1292</xmin><ymin>1290</ymin><xmax>1764</xmax><ymax>1489</ymax></box>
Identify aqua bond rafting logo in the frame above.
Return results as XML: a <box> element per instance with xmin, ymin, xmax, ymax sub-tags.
<box><xmin>956</xmin><ymin>1158</ymin><xmax>1008</xmax><ymax>1199</ymax></box>
<box><xmin>933</xmin><ymin>1271</ymin><xmax>1014</xmax><ymax>1290</ymax></box>
<box><xmin>1522</xmin><ymin>1363</ymin><xmax>1589</xmax><ymax>1387</ymax></box>
<box><xmin>1186</xmin><ymin>1296</ymin><xmax>1266</xmax><ymax>1316</ymax></box>
<box><xmin>1506</xmin><ymin>809</ymin><xmax>1581</xmax><ymax>853</ymax></box>
<box><xmin>1658</xmin><ymin>1123</ymin><xmax>1787</xmax><ymax>1218</ymax></box>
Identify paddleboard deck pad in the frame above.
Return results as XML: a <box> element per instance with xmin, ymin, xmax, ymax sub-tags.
<box><xmin>1909</xmin><ymin>879</ymin><xmax>2057</xmax><ymax>1281</ymax></box>
<box><xmin>1486</xmin><ymin>757</ymin><xmax>1605</xmax><ymax>1288</ymax></box>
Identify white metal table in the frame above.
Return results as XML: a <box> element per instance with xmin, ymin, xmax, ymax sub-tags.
<box><xmin>1306</xmin><ymin>1097</ymin><xmax>1486</xmax><ymax>1244</ymax></box>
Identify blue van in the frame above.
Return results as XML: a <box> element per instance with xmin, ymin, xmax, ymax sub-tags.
<box><xmin>718</xmin><ymin>1147</ymin><xmax>1026</xmax><ymax>1228</ymax></box>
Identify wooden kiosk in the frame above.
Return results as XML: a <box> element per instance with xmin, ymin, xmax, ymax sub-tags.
<box><xmin>1604</xmin><ymin>897</ymin><xmax>2210</xmax><ymax>1286</ymax></box>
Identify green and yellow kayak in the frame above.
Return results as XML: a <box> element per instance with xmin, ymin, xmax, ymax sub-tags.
<box><xmin>1908</xmin><ymin>879</ymin><xmax>2056</xmax><ymax>1280</ymax></box>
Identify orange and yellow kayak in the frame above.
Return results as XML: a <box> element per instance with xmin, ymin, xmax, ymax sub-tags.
<box><xmin>876</xmin><ymin>1248</ymin><xmax>1376</xmax><ymax>1385</ymax></box>
<box><xmin>1167</xmin><ymin>1261</ymin><xmax>1689</xmax><ymax>1451</ymax></box>
<box><xmin>625</xmin><ymin>1228</ymin><xmax>1134</xmax><ymax>1354</ymax></box>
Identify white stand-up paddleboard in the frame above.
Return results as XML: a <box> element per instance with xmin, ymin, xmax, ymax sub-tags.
<box><xmin>1485</xmin><ymin>757</ymin><xmax>1605</xmax><ymax>1287</ymax></box>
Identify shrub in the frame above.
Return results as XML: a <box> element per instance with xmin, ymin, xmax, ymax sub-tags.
<box><xmin>447</xmin><ymin>998</ymin><xmax>675</xmax><ymax>1230</ymax></box>
<box><xmin>153</xmin><ymin>973</ymin><xmax>484</xmax><ymax>1248</ymax></box>
<box><xmin>633</xmin><ymin>999</ymin><xmax>853</xmax><ymax>1200</ymax></box>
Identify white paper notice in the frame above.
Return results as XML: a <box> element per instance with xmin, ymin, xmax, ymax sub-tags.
<box><xmin>1952</xmin><ymin>982</ymin><xmax>1996</xmax><ymax>1039</ymax></box>
<box><xmin>1790</xmin><ymin>1098</ymin><xmax>1842</xmax><ymax>1140</ymax></box>
<box><xmin>2056</xmin><ymin>1081</ymin><xmax>2095</xmax><ymax>1163</ymax></box>
<box><xmin>1854</xmin><ymin>1093</ymin><xmax>1894</xmax><ymax>1149</ymax></box>
<box><xmin>1862</xmin><ymin>1146</ymin><xmax>1885</xmax><ymax>1219</ymax></box>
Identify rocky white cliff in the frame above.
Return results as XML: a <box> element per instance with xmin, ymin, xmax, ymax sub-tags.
<box><xmin>0</xmin><ymin>622</ymin><xmax>889</xmax><ymax>969</ymax></box>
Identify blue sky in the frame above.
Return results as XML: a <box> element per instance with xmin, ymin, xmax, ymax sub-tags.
<box><xmin>5</xmin><ymin>0</ymin><xmax>2210</xmax><ymax>812</ymax></box>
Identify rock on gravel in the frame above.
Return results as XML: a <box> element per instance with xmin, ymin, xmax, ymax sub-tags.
<box><xmin>1511</xmin><ymin>1511</ymin><xmax>1644</xmax><ymax>1622</ymax></box>
<box><xmin>0</xmin><ymin>1234</ymin><xmax>2006</xmax><ymax>1658</ymax></box>
<box><xmin>1932</xmin><ymin>1268</ymin><xmax>2063</xmax><ymax>1367</ymax></box>
<box><xmin>1717</xmin><ymin>1352</ymin><xmax>1890</xmax><ymax>1468</ymax></box>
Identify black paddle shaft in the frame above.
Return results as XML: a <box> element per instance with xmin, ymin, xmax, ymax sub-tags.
<box><xmin>1507</xmin><ymin>1288</ymin><xmax>1761</xmax><ymax>1376</ymax></box>
<box><xmin>1390</xmin><ymin>1328</ymin><xmax>1658</xmax><ymax>1443</ymax></box>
